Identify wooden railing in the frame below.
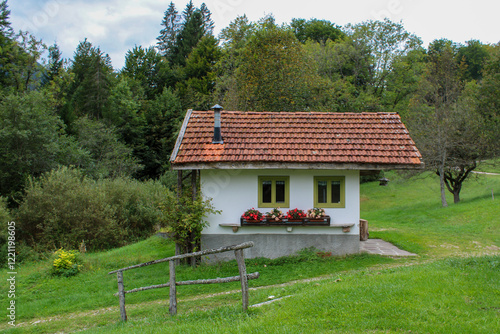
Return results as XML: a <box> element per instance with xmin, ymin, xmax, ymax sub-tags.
<box><xmin>108</xmin><ymin>241</ymin><xmax>259</xmax><ymax>321</ymax></box>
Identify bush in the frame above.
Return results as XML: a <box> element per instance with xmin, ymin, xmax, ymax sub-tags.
<box><xmin>51</xmin><ymin>248</ymin><xmax>83</xmax><ymax>277</ymax></box>
<box><xmin>0</xmin><ymin>198</ymin><xmax>12</xmax><ymax>267</ymax></box>
<box><xmin>16</xmin><ymin>167</ymin><xmax>174</xmax><ymax>252</ymax></box>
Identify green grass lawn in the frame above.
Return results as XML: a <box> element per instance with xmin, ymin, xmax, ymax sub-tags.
<box><xmin>1</xmin><ymin>171</ymin><xmax>499</xmax><ymax>333</ymax></box>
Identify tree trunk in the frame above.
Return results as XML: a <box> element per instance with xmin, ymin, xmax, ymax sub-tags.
<box><xmin>453</xmin><ymin>191</ymin><xmax>460</xmax><ymax>204</ymax></box>
<box><xmin>438</xmin><ymin>165</ymin><xmax>448</xmax><ymax>207</ymax></box>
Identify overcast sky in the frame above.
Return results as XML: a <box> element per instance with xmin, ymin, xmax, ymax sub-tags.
<box><xmin>9</xmin><ymin>0</ymin><xmax>500</xmax><ymax>70</ymax></box>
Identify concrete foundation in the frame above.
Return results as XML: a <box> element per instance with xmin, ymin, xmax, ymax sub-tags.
<box><xmin>201</xmin><ymin>234</ymin><xmax>360</xmax><ymax>262</ymax></box>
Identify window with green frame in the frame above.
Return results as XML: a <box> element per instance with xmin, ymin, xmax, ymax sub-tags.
<box><xmin>314</xmin><ymin>176</ymin><xmax>345</xmax><ymax>208</ymax></box>
<box><xmin>258</xmin><ymin>176</ymin><xmax>290</xmax><ymax>208</ymax></box>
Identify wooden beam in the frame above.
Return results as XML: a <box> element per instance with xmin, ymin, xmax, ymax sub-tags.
<box><xmin>191</xmin><ymin>169</ymin><xmax>198</xmax><ymax>201</ymax></box>
<box><xmin>117</xmin><ymin>271</ymin><xmax>127</xmax><ymax>321</ymax></box>
<box><xmin>170</xmin><ymin>109</ymin><xmax>193</xmax><ymax>164</ymax></box>
<box><xmin>235</xmin><ymin>249</ymin><xmax>249</xmax><ymax>311</ymax></box>
<box><xmin>169</xmin><ymin>260</ymin><xmax>177</xmax><ymax>316</ymax></box>
<box><xmin>120</xmin><ymin>272</ymin><xmax>260</xmax><ymax>295</ymax></box>
<box><xmin>108</xmin><ymin>242</ymin><xmax>255</xmax><ymax>274</ymax></box>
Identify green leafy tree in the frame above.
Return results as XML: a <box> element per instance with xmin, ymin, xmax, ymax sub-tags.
<box><xmin>122</xmin><ymin>46</ymin><xmax>171</xmax><ymax>99</ymax></box>
<box><xmin>139</xmin><ymin>88</ymin><xmax>183</xmax><ymax>179</ymax></box>
<box><xmin>73</xmin><ymin>117</ymin><xmax>141</xmax><ymax>179</ymax></box>
<box><xmin>234</xmin><ymin>20</ymin><xmax>318</xmax><ymax>111</ymax></box>
<box><xmin>214</xmin><ymin>15</ymin><xmax>255</xmax><ymax>108</ymax></box>
<box><xmin>0</xmin><ymin>91</ymin><xmax>89</xmax><ymax>200</ymax></box>
<box><xmin>407</xmin><ymin>41</ymin><xmax>495</xmax><ymax>205</ymax></box>
<box><xmin>457</xmin><ymin>39</ymin><xmax>491</xmax><ymax>81</ymax></box>
<box><xmin>291</xmin><ymin>18</ymin><xmax>345</xmax><ymax>44</ymax></box>
<box><xmin>347</xmin><ymin>19</ymin><xmax>422</xmax><ymax>98</ymax></box>
<box><xmin>177</xmin><ymin>35</ymin><xmax>222</xmax><ymax>110</ymax></box>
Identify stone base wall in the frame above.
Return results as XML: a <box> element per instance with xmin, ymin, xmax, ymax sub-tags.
<box><xmin>201</xmin><ymin>234</ymin><xmax>360</xmax><ymax>262</ymax></box>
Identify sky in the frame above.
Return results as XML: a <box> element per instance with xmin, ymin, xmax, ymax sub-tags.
<box><xmin>8</xmin><ymin>0</ymin><xmax>500</xmax><ymax>70</ymax></box>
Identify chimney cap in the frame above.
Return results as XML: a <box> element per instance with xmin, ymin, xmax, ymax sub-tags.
<box><xmin>211</xmin><ymin>104</ymin><xmax>223</xmax><ymax>110</ymax></box>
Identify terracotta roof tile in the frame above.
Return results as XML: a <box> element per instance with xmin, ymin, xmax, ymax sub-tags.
<box><xmin>171</xmin><ymin>111</ymin><xmax>423</xmax><ymax>168</ymax></box>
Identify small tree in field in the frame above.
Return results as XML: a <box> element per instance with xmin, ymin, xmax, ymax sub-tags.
<box><xmin>408</xmin><ymin>41</ymin><xmax>497</xmax><ymax>206</ymax></box>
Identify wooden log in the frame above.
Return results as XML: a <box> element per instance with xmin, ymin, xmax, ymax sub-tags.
<box><xmin>235</xmin><ymin>249</ymin><xmax>249</xmax><ymax>311</ymax></box>
<box><xmin>117</xmin><ymin>271</ymin><xmax>127</xmax><ymax>321</ymax></box>
<box><xmin>359</xmin><ymin>219</ymin><xmax>369</xmax><ymax>241</ymax></box>
<box><xmin>109</xmin><ymin>241</ymin><xmax>255</xmax><ymax>274</ymax></box>
<box><xmin>169</xmin><ymin>260</ymin><xmax>177</xmax><ymax>316</ymax></box>
<box><xmin>118</xmin><ymin>272</ymin><xmax>260</xmax><ymax>295</ymax></box>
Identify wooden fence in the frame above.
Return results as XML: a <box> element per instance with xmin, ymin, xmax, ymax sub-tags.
<box><xmin>108</xmin><ymin>241</ymin><xmax>259</xmax><ymax>321</ymax></box>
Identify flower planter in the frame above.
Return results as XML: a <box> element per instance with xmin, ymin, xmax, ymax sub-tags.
<box><xmin>245</xmin><ymin>219</ymin><xmax>262</xmax><ymax>224</ymax></box>
<box><xmin>305</xmin><ymin>216</ymin><xmax>331</xmax><ymax>225</ymax></box>
<box><xmin>266</xmin><ymin>216</ymin><xmax>283</xmax><ymax>223</ymax></box>
<box><xmin>286</xmin><ymin>219</ymin><xmax>304</xmax><ymax>223</ymax></box>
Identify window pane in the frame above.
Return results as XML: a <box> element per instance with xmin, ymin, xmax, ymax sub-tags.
<box><xmin>275</xmin><ymin>181</ymin><xmax>285</xmax><ymax>203</ymax></box>
<box><xmin>331</xmin><ymin>181</ymin><xmax>341</xmax><ymax>203</ymax></box>
<box><xmin>262</xmin><ymin>181</ymin><xmax>272</xmax><ymax>203</ymax></box>
<box><xmin>318</xmin><ymin>181</ymin><xmax>327</xmax><ymax>203</ymax></box>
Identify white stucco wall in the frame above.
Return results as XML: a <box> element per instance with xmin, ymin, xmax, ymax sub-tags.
<box><xmin>200</xmin><ymin>169</ymin><xmax>360</xmax><ymax>236</ymax></box>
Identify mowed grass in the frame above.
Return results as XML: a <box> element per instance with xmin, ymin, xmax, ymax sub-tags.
<box><xmin>1</xmin><ymin>170</ymin><xmax>499</xmax><ymax>333</ymax></box>
<box><xmin>361</xmin><ymin>171</ymin><xmax>500</xmax><ymax>257</ymax></box>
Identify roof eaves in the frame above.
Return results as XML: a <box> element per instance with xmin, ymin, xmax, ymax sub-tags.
<box><xmin>170</xmin><ymin>109</ymin><xmax>193</xmax><ymax>164</ymax></box>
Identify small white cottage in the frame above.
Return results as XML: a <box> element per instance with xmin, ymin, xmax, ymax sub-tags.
<box><xmin>170</xmin><ymin>106</ymin><xmax>423</xmax><ymax>261</ymax></box>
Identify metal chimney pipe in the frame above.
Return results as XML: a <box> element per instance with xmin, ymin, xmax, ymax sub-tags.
<box><xmin>212</xmin><ymin>104</ymin><xmax>223</xmax><ymax>144</ymax></box>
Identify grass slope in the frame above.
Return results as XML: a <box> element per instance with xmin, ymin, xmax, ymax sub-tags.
<box><xmin>1</xmin><ymin>171</ymin><xmax>498</xmax><ymax>333</ymax></box>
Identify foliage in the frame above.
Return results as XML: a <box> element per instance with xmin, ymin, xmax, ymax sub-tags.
<box><xmin>51</xmin><ymin>248</ymin><xmax>83</xmax><ymax>277</ymax></box>
<box><xmin>291</xmin><ymin>18</ymin><xmax>345</xmax><ymax>44</ymax></box>
<box><xmin>73</xmin><ymin>117</ymin><xmax>142</xmax><ymax>179</ymax></box>
<box><xmin>160</xmin><ymin>193</ymin><xmax>220</xmax><ymax>254</ymax></box>
<box><xmin>16</xmin><ymin>167</ymin><xmax>171</xmax><ymax>252</ymax></box>
<box><xmin>286</xmin><ymin>208</ymin><xmax>307</xmax><ymax>220</ymax></box>
<box><xmin>0</xmin><ymin>91</ymin><xmax>90</xmax><ymax>201</ymax></box>
<box><xmin>242</xmin><ymin>208</ymin><xmax>263</xmax><ymax>221</ymax></box>
<box><xmin>67</xmin><ymin>38</ymin><xmax>115</xmax><ymax>120</ymax></box>
<box><xmin>307</xmin><ymin>207</ymin><xmax>325</xmax><ymax>219</ymax></box>
<box><xmin>234</xmin><ymin>22</ymin><xmax>318</xmax><ymax>111</ymax></box>
<box><xmin>407</xmin><ymin>42</ymin><xmax>495</xmax><ymax>205</ymax></box>
<box><xmin>0</xmin><ymin>197</ymin><xmax>11</xmax><ymax>268</ymax></box>
<box><xmin>122</xmin><ymin>46</ymin><xmax>172</xmax><ymax>99</ymax></box>
<box><xmin>346</xmin><ymin>19</ymin><xmax>423</xmax><ymax>98</ymax></box>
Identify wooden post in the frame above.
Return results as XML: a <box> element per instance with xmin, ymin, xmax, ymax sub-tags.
<box><xmin>191</xmin><ymin>169</ymin><xmax>197</xmax><ymax>201</ymax></box>
<box><xmin>169</xmin><ymin>260</ymin><xmax>177</xmax><ymax>316</ymax></box>
<box><xmin>234</xmin><ymin>249</ymin><xmax>249</xmax><ymax>311</ymax></box>
<box><xmin>175</xmin><ymin>170</ymin><xmax>183</xmax><ymax>264</ymax></box>
<box><xmin>117</xmin><ymin>271</ymin><xmax>127</xmax><ymax>321</ymax></box>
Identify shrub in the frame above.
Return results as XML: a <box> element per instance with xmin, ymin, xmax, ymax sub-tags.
<box><xmin>0</xmin><ymin>198</ymin><xmax>12</xmax><ymax>267</ymax></box>
<box><xmin>51</xmin><ymin>248</ymin><xmax>83</xmax><ymax>277</ymax></box>
<box><xmin>16</xmin><ymin>167</ymin><xmax>174</xmax><ymax>252</ymax></box>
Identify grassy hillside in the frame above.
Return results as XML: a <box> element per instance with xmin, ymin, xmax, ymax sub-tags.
<box><xmin>1</xmin><ymin>171</ymin><xmax>498</xmax><ymax>333</ymax></box>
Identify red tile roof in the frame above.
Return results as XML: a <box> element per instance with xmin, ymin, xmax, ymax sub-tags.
<box><xmin>170</xmin><ymin>111</ymin><xmax>423</xmax><ymax>169</ymax></box>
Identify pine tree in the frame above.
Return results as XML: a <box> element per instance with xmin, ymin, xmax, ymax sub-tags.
<box><xmin>68</xmin><ymin>39</ymin><xmax>114</xmax><ymax>120</ymax></box>
<box><xmin>200</xmin><ymin>3</ymin><xmax>215</xmax><ymax>36</ymax></box>
<box><xmin>43</xmin><ymin>43</ymin><xmax>63</xmax><ymax>85</ymax></box>
<box><xmin>157</xmin><ymin>2</ymin><xmax>181</xmax><ymax>57</ymax></box>
<box><xmin>168</xmin><ymin>10</ymin><xmax>205</xmax><ymax>67</ymax></box>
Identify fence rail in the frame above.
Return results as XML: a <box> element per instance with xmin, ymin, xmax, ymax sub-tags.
<box><xmin>108</xmin><ymin>241</ymin><xmax>258</xmax><ymax>321</ymax></box>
